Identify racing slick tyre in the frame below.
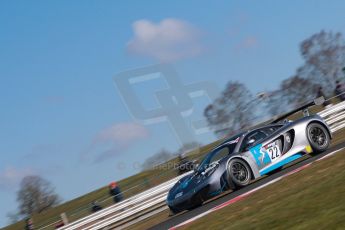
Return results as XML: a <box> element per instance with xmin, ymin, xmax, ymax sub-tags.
<box><xmin>306</xmin><ymin>122</ymin><xmax>330</xmax><ymax>154</ymax></box>
<box><xmin>227</xmin><ymin>158</ymin><xmax>251</xmax><ymax>189</ymax></box>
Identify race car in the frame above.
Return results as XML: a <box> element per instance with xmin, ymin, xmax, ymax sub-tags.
<box><xmin>167</xmin><ymin>114</ymin><xmax>331</xmax><ymax>214</ymax></box>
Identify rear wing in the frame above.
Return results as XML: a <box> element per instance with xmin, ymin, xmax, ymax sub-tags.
<box><xmin>270</xmin><ymin>96</ymin><xmax>325</xmax><ymax>124</ymax></box>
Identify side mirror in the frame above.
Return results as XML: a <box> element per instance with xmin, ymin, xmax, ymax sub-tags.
<box><xmin>244</xmin><ymin>139</ymin><xmax>256</xmax><ymax>151</ymax></box>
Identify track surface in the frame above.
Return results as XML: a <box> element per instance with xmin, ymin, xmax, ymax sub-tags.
<box><xmin>150</xmin><ymin>141</ymin><xmax>345</xmax><ymax>230</ymax></box>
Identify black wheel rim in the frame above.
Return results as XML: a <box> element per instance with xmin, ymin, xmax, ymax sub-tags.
<box><xmin>309</xmin><ymin>126</ymin><xmax>327</xmax><ymax>148</ymax></box>
<box><xmin>231</xmin><ymin>162</ymin><xmax>249</xmax><ymax>183</ymax></box>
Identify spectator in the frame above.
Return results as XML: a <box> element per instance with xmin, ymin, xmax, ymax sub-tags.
<box><xmin>55</xmin><ymin>221</ymin><xmax>64</xmax><ymax>229</ymax></box>
<box><xmin>91</xmin><ymin>201</ymin><xmax>102</xmax><ymax>213</ymax></box>
<box><xmin>334</xmin><ymin>80</ymin><xmax>345</xmax><ymax>101</ymax></box>
<box><xmin>109</xmin><ymin>182</ymin><xmax>123</xmax><ymax>203</ymax></box>
<box><xmin>25</xmin><ymin>217</ymin><xmax>34</xmax><ymax>230</ymax></box>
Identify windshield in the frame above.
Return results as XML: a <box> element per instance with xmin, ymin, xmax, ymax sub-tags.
<box><xmin>197</xmin><ymin>141</ymin><xmax>237</xmax><ymax>171</ymax></box>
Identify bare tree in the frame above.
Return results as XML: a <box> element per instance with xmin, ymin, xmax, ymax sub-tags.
<box><xmin>141</xmin><ymin>149</ymin><xmax>174</xmax><ymax>170</ymax></box>
<box><xmin>204</xmin><ymin>82</ymin><xmax>256</xmax><ymax>137</ymax></box>
<box><xmin>298</xmin><ymin>30</ymin><xmax>345</xmax><ymax>95</ymax></box>
<box><xmin>175</xmin><ymin>142</ymin><xmax>200</xmax><ymax>156</ymax></box>
<box><xmin>6</xmin><ymin>212</ymin><xmax>20</xmax><ymax>224</ymax></box>
<box><xmin>259</xmin><ymin>91</ymin><xmax>287</xmax><ymax>117</ymax></box>
<box><xmin>17</xmin><ymin>175</ymin><xmax>60</xmax><ymax>217</ymax></box>
<box><xmin>141</xmin><ymin>142</ymin><xmax>200</xmax><ymax>171</ymax></box>
<box><xmin>280</xmin><ymin>75</ymin><xmax>319</xmax><ymax>107</ymax></box>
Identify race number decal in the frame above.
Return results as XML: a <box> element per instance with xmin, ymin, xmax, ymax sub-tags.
<box><xmin>265</xmin><ymin>142</ymin><xmax>281</xmax><ymax>162</ymax></box>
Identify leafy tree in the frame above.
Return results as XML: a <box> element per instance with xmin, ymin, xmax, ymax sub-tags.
<box><xmin>16</xmin><ymin>175</ymin><xmax>60</xmax><ymax>217</ymax></box>
<box><xmin>298</xmin><ymin>30</ymin><xmax>345</xmax><ymax>95</ymax></box>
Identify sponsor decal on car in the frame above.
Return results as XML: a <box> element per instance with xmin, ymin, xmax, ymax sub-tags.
<box><xmin>250</xmin><ymin>143</ymin><xmax>271</xmax><ymax>167</ymax></box>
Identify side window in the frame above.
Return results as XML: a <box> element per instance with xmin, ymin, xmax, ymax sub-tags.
<box><xmin>241</xmin><ymin>131</ymin><xmax>267</xmax><ymax>151</ymax></box>
<box><xmin>263</xmin><ymin>125</ymin><xmax>282</xmax><ymax>135</ymax></box>
<box><xmin>209</xmin><ymin>147</ymin><xmax>229</xmax><ymax>164</ymax></box>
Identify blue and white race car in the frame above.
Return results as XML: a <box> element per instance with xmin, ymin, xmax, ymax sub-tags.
<box><xmin>167</xmin><ymin>113</ymin><xmax>331</xmax><ymax>214</ymax></box>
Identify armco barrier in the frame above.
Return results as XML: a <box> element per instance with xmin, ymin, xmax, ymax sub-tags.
<box><xmin>58</xmin><ymin>172</ymin><xmax>191</xmax><ymax>230</ymax></box>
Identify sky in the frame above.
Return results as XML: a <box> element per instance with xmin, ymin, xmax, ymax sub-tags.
<box><xmin>1</xmin><ymin>0</ymin><xmax>345</xmax><ymax>227</ymax></box>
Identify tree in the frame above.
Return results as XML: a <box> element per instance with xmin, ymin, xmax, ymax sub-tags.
<box><xmin>175</xmin><ymin>142</ymin><xmax>200</xmax><ymax>156</ymax></box>
<box><xmin>6</xmin><ymin>212</ymin><xmax>20</xmax><ymax>224</ymax></box>
<box><xmin>280</xmin><ymin>75</ymin><xmax>319</xmax><ymax>107</ymax></box>
<box><xmin>16</xmin><ymin>175</ymin><xmax>60</xmax><ymax>217</ymax></box>
<box><xmin>141</xmin><ymin>142</ymin><xmax>200</xmax><ymax>171</ymax></box>
<box><xmin>298</xmin><ymin>30</ymin><xmax>345</xmax><ymax>95</ymax></box>
<box><xmin>204</xmin><ymin>82</ymin><xmax>257</xmax><ymax>137</ymax></box>
<box><xmin>264</xmin><ymin>92</ymin><xmax>285</xmax><ymax>116</ymax></box>
<box><xmin>141</xmin><ymin>149</ymin><xmax>174</xmax><ymax>170</ymax></box>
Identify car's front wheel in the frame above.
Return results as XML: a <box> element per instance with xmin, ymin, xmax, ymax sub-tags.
<box><xmin>227</xmin><ymin>158</ymin><xmax>251</xmax><ymax>189</ymax></box>
<box><xmin>306</xmin><ymin>123</ymin><xmax>330</xmax><ymax>154</ymax></box>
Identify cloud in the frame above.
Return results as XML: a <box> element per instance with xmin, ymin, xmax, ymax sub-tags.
<box><xmin>83</xmin><ymin>122</ymin><xmax>149</xmax><ymax>163</ymax></box>
<box><xmin>94</xmin><ymin>122</ymin><xmax>149</xmax><ymax>146</ymax></box>
<box><xmin>0</xmin><ymin>167</ymin><xmax>36</xmax><ymax>190</ymax></box>
<box><xmin>127</xmin><ymin>18</ymin><xmax>203</xmax><ymax>61</ymax></box>
<box><xmin>235</xmin><ymin>36</ymin><xmax>258</xmax><ymax>50</ymax></box>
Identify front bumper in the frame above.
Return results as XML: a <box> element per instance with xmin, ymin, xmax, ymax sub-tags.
<box><xmin>167</xmin><ymin>181</ymin><xmax>213</xmax><ymax>211</ymax></box>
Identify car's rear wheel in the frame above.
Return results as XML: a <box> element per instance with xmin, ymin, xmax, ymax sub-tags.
<box><xmin>227</xmin><ymin>158</ymin><xmax>251</xmax><ymax>188</ymax></box>
<box><xmin>306</xmin><ymin>123</ymin><xmax>330</xmax><ymax>154</ymax></box>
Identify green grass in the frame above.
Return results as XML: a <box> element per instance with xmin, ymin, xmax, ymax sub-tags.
<box><xmin>3</xmin><ymin>100</ymin><xmax>341</xmax><ymax>230</ymax></box>
<box><xmin>183</xmin><ymin>146</ymin><xmax>345</xmax><ymax>230</ymax></box>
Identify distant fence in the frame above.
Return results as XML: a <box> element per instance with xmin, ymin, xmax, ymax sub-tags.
<box><xmin>58</xmin><ymin>173</ymin><xmax>190</xmax><ymax>230</ymax></box>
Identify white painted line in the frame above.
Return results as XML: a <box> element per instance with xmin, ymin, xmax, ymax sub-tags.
<box><xmin>316</xmin><ymin>147</ymin><xmax>345</xmax><ymax>162</ymax></box>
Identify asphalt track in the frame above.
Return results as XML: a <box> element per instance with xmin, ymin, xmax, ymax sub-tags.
<box><xmin>150</xmin><ymin>141</ymin><xmax>345</xmax><ymax>230</ymax></box>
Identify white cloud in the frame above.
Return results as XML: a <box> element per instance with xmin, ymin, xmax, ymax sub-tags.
<box><xmin>94</xmin><ymin>122</ymin><xmax>149</xmax><ymax>146</ymax></box>
<box><xmin>82</xmin><ymin>122</ymin><xmax>149</xmax><ymax>163</ymax></box>
<box><xmin>235</xmin><ymin>36</ymin><xmax>258</xmax><ymax>50</ymax></box>
<box><xmin>0</xmin><ymin>167</ymin><xmax>36</xmax><ymax>190</ymax></box>
<box><xmin>127</xmin><ymin>18</ymin><xmax>203</xmax><ymax>61</ymax></box>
